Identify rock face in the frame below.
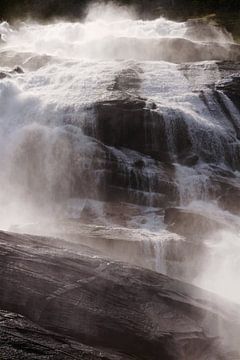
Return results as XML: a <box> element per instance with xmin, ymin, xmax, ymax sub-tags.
<box><xmin>0</xmin><ymin>310</ymin><xmax>129</xmax><ymax>360</ymax></box>
<box><xmin>85</xmin><ymin>98</ymin><xmax>191</xmax><ymax>163</ymax></box>
<box><xmin>2</xmin><ymin>57</ymin><xmax>240</xmax><ymax>212</ymax></box>
<box><xmin>81</xmin><ymin>95</ymin><xmax>180</xmax><ymax>207</ymax></box>
<box><xmin>0</xmin><ymin>230</ymin><xmax>239</xmax><ymax>360</ymax></box>
<box><xmin>212</xmin><ymin>175</ymin><xmax>240</xmax><ymax>214</ymax></box>
<box><xmin>164</xmin><ymin>206</ymin><xmax>240</xmax><ymax>238</ymax></box>
<box><xmin>216</xmin><ymin>73</ymin><xmax>240</xmax><ymax>112</ymax></box>
<box><xmin>2</xmin><ymin>15</ymin><xmax>240</xmax><ymax>360</ymax></box>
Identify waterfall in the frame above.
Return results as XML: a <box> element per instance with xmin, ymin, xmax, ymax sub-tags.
<box><xmin>1</xmin><ymin>4</ymin><xmax>240</xmax><ymax>305</ymax></box>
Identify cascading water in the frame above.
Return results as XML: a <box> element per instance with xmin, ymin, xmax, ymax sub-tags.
<box><xmin>1</xmin><ymin>2</ymin><xmax>240</xmax><ymax>319</ymax></box>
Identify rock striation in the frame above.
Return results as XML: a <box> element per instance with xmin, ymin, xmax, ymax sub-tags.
<box><xmin>0</xmin><ymin>231</ymin><xmax>239</xmax><ymax>360</ymax></box>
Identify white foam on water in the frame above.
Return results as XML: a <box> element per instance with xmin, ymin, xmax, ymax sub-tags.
<box><xmin>0</xmin><ymin>4</ymin><xmax>240</xmax><ymax>311</ymax></box>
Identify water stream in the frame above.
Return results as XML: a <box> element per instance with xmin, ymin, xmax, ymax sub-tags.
<box><xmin>1</xmin><ymin>4</ymin><xmax>240</xmax><ymax>307</ymax></box>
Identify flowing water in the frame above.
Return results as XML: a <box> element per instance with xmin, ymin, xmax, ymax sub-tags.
<box><xmin>1</xmin><ymin>4</ymin><xmax>240</xmax><ymax>309</ymax></box>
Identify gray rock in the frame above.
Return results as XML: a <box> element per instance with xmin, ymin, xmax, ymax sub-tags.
<box><xmin>216</xmin><ymin>73</ymin><xmax>240</xmax><ymax>112</ymax></box>
<box><xmin>164</xmin><ymin>207</ymin><xmax>237</xmax><ymax>238</ymax></box>
<box><xmin>0</xmin><ymin>230</ymin><xmax>239</xmax><ymax>360</ymax></box>
<box><xmin>0</xmin><ymin>310</ymin><xmax>129</xmax><ymax>359</ymax></box>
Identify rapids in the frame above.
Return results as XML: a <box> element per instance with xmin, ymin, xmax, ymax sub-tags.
<box><xmin>1</xmin><ymin>3</ymin><xmax>240</xmax><ymax>319</ymax></box>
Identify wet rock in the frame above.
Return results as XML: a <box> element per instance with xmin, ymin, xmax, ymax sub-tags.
<box><xmin>109</xmin><ymin>65</ymin><xmax>143</xmax><ymax>95</ymax></box>
<box><xmin>12</xmin><ymin>65</ymin><xmax>24</xmax><ymax>74</ymax></box>
<box><xmin>7</xmin><ymin>120</ymin><xmax>179</xmax><ymax>209</ymax></box>
<box><xmin>0</xmin><ymin>230</ymin><xmax>239</xmax><ymax>360</ymax></box>
<box><xmin>0</xmin><ymin>310</ymin><xmax>127</xmax><ymax>360</ymax></box>
<box><xmin>0</xmin><ymin>66</ymin><xmax>24</xmax><ymax>80</ymax></box>
<box><xmin>86</xmin><ymin>98</ymin><xmax>169</xmax><ymax>160</ymax></box>
<box><xmin>134</xmin><ymin>159</ymin><xmax>145</xmax><ymax>168</ymax></box>
<box><xmin>216</xmin><ymin>61</ymin><xmax>240</xmax><ymax>74</ymax></box>
<box><xmin>84</xmin><ymin>98</ymin><xmax>192</xmax><ymax>163</ymax></box>
<box><xmin>178</xmin><ymin>151</ymin><xmax>199</xmax><ymax>166</ymax></box>
<box><xmin>212</xmin><ymin>176</ymin><xmax>240</xmax><ymax>214</ymax></box>
<box><xmin>164</xmin><ymin>207</ymin><xmax>236</xmax><ymax>238</ymax></box>
<box><xmin>216</xmin><ymin>74</ymin><xmax>240</xmax><ymax>111</ymax></box>
<box><xmin>102</xmin><ymin>147</ymin><xmax>179</xmax><ymax>207</ymax></box>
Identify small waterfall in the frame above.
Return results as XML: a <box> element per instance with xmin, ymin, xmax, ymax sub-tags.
<box><xmin>175</xmin><ymin>164</ymin><xmax>211</xmax><ymax>206</ymax></box>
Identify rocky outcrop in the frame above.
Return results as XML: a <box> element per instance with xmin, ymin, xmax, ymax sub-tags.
<box><xmin>84</xmin><ymin>97</ymin><xmax>193</xmax><ymax>163</ymax></box>
<box><xmin>216</xmin><ymin>73</ymin><xmax>240</xmax><ymax>112</ymax></box>
<box><xmin>0</xmin><ymin>230</ymin><xmax>239</xmax><ymax>360</ymax></box>
<box><xmin>0</xmin><ymin>310</ymin><xmax>129</xmax><ymax>360</ymax></box>
<box><xmin>0</xmin><ymin>66</ymin><xmax>24</xmax><ymax>79</ymax></box>
<box><xmin>212</xmin><ymin>175</ymin><xmax>240</xmax><ymax>214</ymax></box>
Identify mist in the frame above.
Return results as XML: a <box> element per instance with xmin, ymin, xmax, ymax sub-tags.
<box><xmin>1</xmin><ymin>2</ymin><xmax>240</xmax><ymax>359</ymax></box>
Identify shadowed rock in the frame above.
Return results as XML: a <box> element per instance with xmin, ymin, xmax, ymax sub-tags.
<box><xmin>84</xmin><ymin>98</ymin><xmax>191</xmax><ymax>163</ymax></box>
<box><xmin>0</xmin><ymin>66</ymin><xmax>24</xmax><ymax>80</ymax></box>
<box><xmin>0</xmin><ymin>310</ymin><xmax>129</xmax><ymax>360</ymax></box>
<box><xmin>216</xmin><ymin>73</ymin><xmax>240</xmax><ymax>112</ymax></box>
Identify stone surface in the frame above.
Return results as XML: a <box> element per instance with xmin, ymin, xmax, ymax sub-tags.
<box><xmin>216</xmin><ymin>73</ymin><xmax>240</xmax><ymax>112</ymax></box>
<box><xmin>164</xmin><ymin>207</ymin><xmax>238</xmax><ymax>238</ymax></box>
<box><xmin>0</xmin><ymin>310</ymin><xmax>129</xmax><ymax>360</ymax></box>
<box><xmin>0</xmin><ymin>231</ymin><xmax>239</xmax><ymax>360</ymax></box>
<box><xmin>212</xmin><ymin>175</ymin><xmax>240</xmax><ymax>214</ymax></box>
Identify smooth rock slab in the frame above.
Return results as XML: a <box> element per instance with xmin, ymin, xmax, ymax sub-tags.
<box><xmin>0</xmin><ymin>231</ymin><xmax>239</xmax><ymax>359</ymax></box>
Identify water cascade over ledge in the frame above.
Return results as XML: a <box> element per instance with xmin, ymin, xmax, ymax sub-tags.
<box><xmin>1</xmin><ymin>4</ymin><xmax>240</xmax><ymax>358</ymax></box>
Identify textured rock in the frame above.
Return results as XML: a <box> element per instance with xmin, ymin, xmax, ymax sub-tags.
<box><xmin>0</xmin><ymin>310</ymin><xmax>129</xmax><ymax>360</ymax></box>
<box><xmin>216</xmin><ymin>73</ymin><xmax>240</xmax><ymax>111</ymax></box>
<box><xmin>0</xmin><ymin>231</ymin><xmax>239</xmax><ymax>360</ymax></box>
<box><xmin>84</xmin><ymin>97</ymin><xmax>192</xmax><ymax>163</ymax></box>
<box><xmin>212</xmin><ymin>175</ymin><xmax>240</xmax><ymax>214</ymax></box>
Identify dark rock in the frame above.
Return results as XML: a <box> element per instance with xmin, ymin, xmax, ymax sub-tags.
<box><xmin>178</xmin><ymin>151</ymin><xmax>199</xmax><ymax>166</ymax></box>
<box><xmin>134</xmin><ymin>159</ymin><xmax>145</xmax><ymax>168</ymax></box>
<box><xmin>212</xmin><ymin>176</ymin><xmax>240</xmax><ymax>214</ymax></box>
<box><xmin>0</xmin><ymin>66</ymin><xmax>24</xmax><ymax>80</ymax></box>
<box><xmin>84</xmin><ymin>98</ymin><xmax>192</xmax><ymax>163</ymax></box>
<box><xmin>86</xmin><ymin>98</ymin><xmax>169</xmax><ymax>160</ymax></box>
<box><xmin>216</xmin><ymin>74</ymin><xmax>240</xmax><ymax>112</ymax></box>
<box><xmin>0</xmin><ymin>71</ymin><xmax>8</xmax><ymax>79</ymax></box>
<box><xmin>101</xmin><ymin>147</ymin><xmax>179</xmax><ymax>207</ymax></box>
<box><xmin>12</xmin><ymin>65</ymin><xmax>24</xmax><ymax>74</ymax></box>
<box><xmin>0</xmin><ymin>310</ymin><xmax>128</xmax><ymax>360</ymax></box>
<box><xmin>216</xmin><ymin>61</ymin><xmax>240</xmax><ymax>74</ymax></box>
<box><xmin>0</xmin><ymin>230</ymin><xmax>239</xmax><ymax>360</ymax></box>
<box><xmin>8</xmin><ymin>120</ymin><xmax>179</xmax><ymax>208</ymax></box>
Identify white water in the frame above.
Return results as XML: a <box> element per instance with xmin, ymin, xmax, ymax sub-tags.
<box><xmin>1</xmin><ymin>4</ymin><xmax>240</xmax><ymax>307</ymax></box>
